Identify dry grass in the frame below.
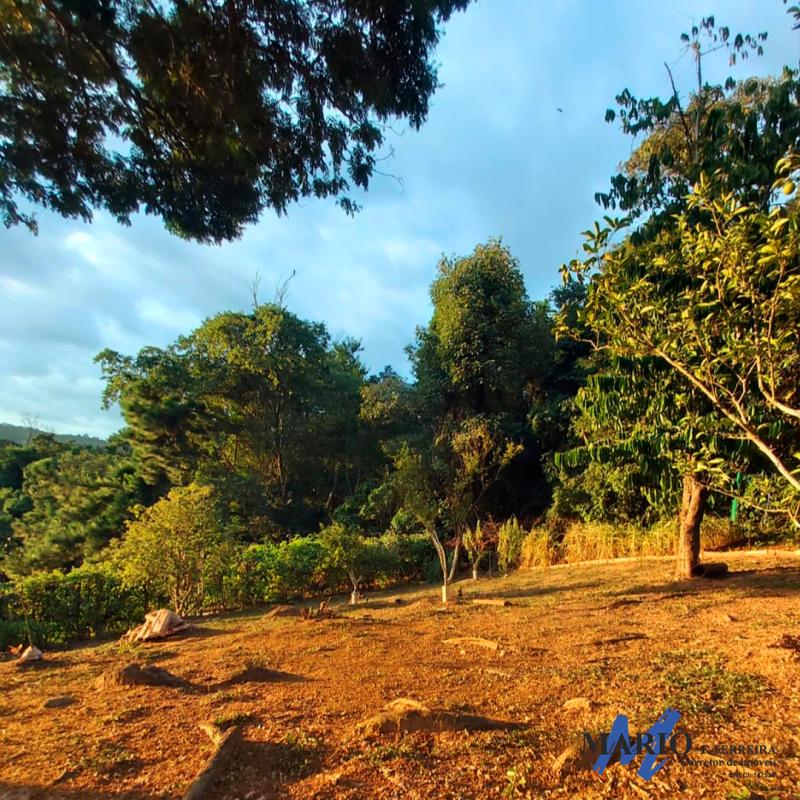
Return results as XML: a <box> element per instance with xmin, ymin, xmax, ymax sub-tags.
<box><xmin>0</xmin><ymin>550</ymin><xmax>798</xmax><ymax>799</ymax></box>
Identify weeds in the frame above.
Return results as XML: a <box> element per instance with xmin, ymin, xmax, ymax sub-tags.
<box><xmin>282</xmin><ymin>728</ymin><xmax>322</xmax><ymax>773</ymax></box>
<box><xmin>502</xmin><ymin>765</ymin><xmax>527</xmax><ymax>798</ymax></box>
<box><xmin>654</xmin><ymin>650</ymin><xmax>767</xmax><ymax>717</ymax></box>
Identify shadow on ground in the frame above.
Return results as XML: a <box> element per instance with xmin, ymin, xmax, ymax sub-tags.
<box><xmin>617</xmin><ymin>564</ymin><xmax>800</xmax><ymax>599</ymax></box>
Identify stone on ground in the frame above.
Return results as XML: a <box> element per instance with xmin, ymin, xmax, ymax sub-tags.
<box><xmin>562</xmin><ymin>697</ymin><xmax>592</xmax><ymax>712</ymax></box>
<box><xmin>223</xmin><ymin>664</ymin><xmax>294</xmax><ymax>684</ymax></box>
<box><xmin>266</xmin><ymin>604</ymin><xmax>302</xmax><ymax>618</ymax></box>
<box><xmin>443</xmin><ymin>636</ymin><xmax>502</xmax><ymax>652</ymax></box>
<box><xmin>43</xmin><ymin>695</ymin><xmax>76</xmax><ymax>709</ymax></box>
<box><xmin>122</xmin><ymin>608</ymin><xmax>191</xmax><ymax>642</ymax></box>
<box><xmin>17</xmin><ymin>645</ymin><xmax>43</xmax><ymax>663</ymax></box>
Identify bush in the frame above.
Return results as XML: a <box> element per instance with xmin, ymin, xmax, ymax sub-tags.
<box><xmin>550</xmin><ymin>462</ymin><xmax>655</xmax><ymax>524</ymax></box>
<box><xmin>0</xmin><ymin>565</ymin><xmax>145</xmax><ymax>648</ymax></box>
<box><xmin>269</xmin><ymin>537</ymin><xmax>327</xmax><ymax>598</ymax></box>
<box><xmin>496</xmin><ymin>517</ymin><xmax>526</xmax><ymax>572</ymax></box>
<box><xmin>111</xmin><ymin>483</ymin><xmax>233</xmax><ymax>616</ymax></box>
<box><xmin>379</xmin><ymin>532</ymin><xmax>436</xmax><ymax>583</ymax></box>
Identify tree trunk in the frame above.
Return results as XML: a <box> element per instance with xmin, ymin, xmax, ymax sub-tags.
<box><xmin>429</xmin><ymin>530</ymin><xmax>450</xmax><ymax>603</ymax></box>
<box><xmin>447</xmin><ymin>534</ymin><xmax>462</xmax><ymax>583</ymax></box>
<box><xmin>677</xmin><ymin>473</ymin><xmax>708</xmax><ymax>579</ymax></box>
<box><xmin>472</xmin><ymin>564</ymin><xmax>479</xmax><ymax>580</ymax></box>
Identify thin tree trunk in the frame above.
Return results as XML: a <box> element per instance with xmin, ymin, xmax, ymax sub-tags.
<box><xmin>447</xmin><ymin>534</ymin><xmax>462</xmax><ymax>583</ymax></box>
<box><xmin>428</xmin><ymin>530</ymin><xmax>451</xmax><ymax>603</ymax></box>
<box><xmin>677</xmin><ymin>473</ymin><xmax>708</xmax><ymax>579</ymax></box>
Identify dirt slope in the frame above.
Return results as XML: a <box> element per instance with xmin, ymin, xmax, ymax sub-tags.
<box><xmin>1</xmin><ymin>551</ymin><xmax>798</xmax><ymax>800</ymax></box>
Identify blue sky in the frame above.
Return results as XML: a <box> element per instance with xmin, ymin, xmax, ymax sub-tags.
<box><xmin>1</xmin><ymin>0</ymin><xmax>797</xmax><ymax>438</ymax></box>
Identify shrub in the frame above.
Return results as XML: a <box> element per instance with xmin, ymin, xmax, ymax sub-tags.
<box><xmin>550</xmin><ymin>462</ymin><xmax>655</xmax><ymax>524</ymax></box>
<box><xmin>378</xmin><ymin>531</ymin><xmax>437</xmax><ymax>583</ymax></box>
<box><xmin>561</xmin><ymin>521</ymin><xmax>644</xmax><ymax>562</ymax></box>
<box><xmin>110</xmin><ymin>483</ymin><xmax>233</xmax><ymax>616</ymax></box>
<box><xmin>269</xmin><ymin>537</ymin><xmax>327</xmax><ymax>599</ymax></box>
<box><xmin>463</xmin><ymin>522</ymin><xmax>496</xmax><ymax>578</ymax></box>
<box><xmin>0</xmin><ymin>565</ymin><xmax>145</xmax><ymax>648</ymax></box>
<box><xmin>496</xmin><ymin>517</ymin><xmax>526</xmax><ymax>572</ymax></box>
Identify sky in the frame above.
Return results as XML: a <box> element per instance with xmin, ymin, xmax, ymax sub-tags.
<box><xmin>1</xmin><ymin>0</ymin><xmax>798</xmax><ymax>438</ymax></box>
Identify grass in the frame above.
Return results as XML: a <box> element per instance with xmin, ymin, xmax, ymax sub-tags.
<box><xmin>517</xmin><ymin>517</ymin><xmax>749</xmax><ymax>570</ymax></box>
<box><xmin>654</xmin><ymin>650</ymin><xmax>767</xmax><ymax>718</ymax></box>
<box><xmin>282</xmin><ymin>728</ymin><xmax>322</xmax><ymax>773</ymax></box>
<box><xmin>73</xmin><ymin>741</ymin><xmax>139</xmax><ymax>778</ymax></box>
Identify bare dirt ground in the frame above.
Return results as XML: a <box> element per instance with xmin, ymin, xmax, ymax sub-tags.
<box><xmin>1</xmin><ymin>550</ymin><xmax>799</xmax><ymax>800</ymax></box>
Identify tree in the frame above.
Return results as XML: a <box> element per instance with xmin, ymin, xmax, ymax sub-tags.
<box><xmin>2</xmin><ymin>443</ymin><xmax>146</xmax><ymax>577</ymax></box>
<box><xmin>462</xmin><ymin>521</ymin><xmax>494</xmax><ymax>580</ymax></box>
<box><xmin>412</xmin><ymin>240</ymin><xmax>552</xmax><ymax>418</ymax></box>
<box><xmin>380</xmin><ymin>416</ymin><xmax>520</xmax><ymax>601</ymax></box>
<box><xmin>561</xmin><ymin>165</ymin><xmax>800</xmax><ymax>576</ymax></box>
<box><xmin>0</xmin><ymin>0</ymin><xmax>470</xmax><ymax>242</ymax></box>
<box><xmin>98</xmin><ymin>303</ymin><xmax>367</xmax><ymax>537</ymax></box>
<box><xmin>111</xmin><ymin>483</ymin><xmax>230</xmax><ymax>615</ymax></box>
<box><xmin>319</xmin><ymin>520</ymin><xmax>380</xmax><ymax>603</ymax></box>
<box><xmin>597</xmin><ymin>16</ymin><xmax>800</xmax><ymax>231</ymax></box>
<box><xmin>370</xmin><ymin>241</ymin><xmax>548</xmax><ymax>599</ymax></box>
<box><xmin>557</xmin><ymin>13</ymin><xmax>800</xmax><ymax>578</ymax></box>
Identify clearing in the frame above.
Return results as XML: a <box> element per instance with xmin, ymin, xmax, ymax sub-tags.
<box><xmin>1</xmin><ymin>551</ymin><xmax>799</xmax><ymax>800</ymax></box>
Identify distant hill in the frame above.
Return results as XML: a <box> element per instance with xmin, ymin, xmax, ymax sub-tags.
<box><xmin>0</xmin><ymin>422</ymin><xmax>107</xmax><ymax>448</ymax></box>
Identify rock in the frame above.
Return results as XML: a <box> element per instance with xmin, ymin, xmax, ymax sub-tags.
<box><xmin>183</xmin><ymin>724</ymin><xmax>242</xmax><ymax>800</ymax></box>
<box><xmin>43</xmin><ymin>695</ymin><xmax>76</xmax><ymax>709</ymax></box>
<box><xmin>97</xmin><ymin>662</ymin><xmax>192</xmax><ymax>689</ymax></box>
<box><xmin>17</xmin><ymin>645</ymin><xmax>43</xmax><ymax>663</ymax></box>
<box><xmin>356</xmin><ymin>698</ymin><xmax>522</xmax><ymax>737</ymax></box>
<box><xmin>122</xmin><ymin>609</ymin><xmax>191</xmax><ymax>642</ymax></box>
<box><xmin>562</xmin><ymin>697</ymin><xmax>592</xmax><ymax>712</ymax></box>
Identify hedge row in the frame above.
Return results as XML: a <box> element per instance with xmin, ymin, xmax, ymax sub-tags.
<box><xmin>217</xmin><ymin>532</ymin><xmax>437</xmax><ymax>608</ymax></box>
<box><xmin>0</xmin><ymin>533</ymin><xmax>437</xmax><ymax>649</ymax></box>
<box><xmin>0</xmin><ymin>565</ymin><xmax>146</xmax><ymax>649</ymax></box>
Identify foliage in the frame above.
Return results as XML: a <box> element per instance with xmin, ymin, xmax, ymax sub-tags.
<box><xmin>110</xmin><ymin>483</ymin><xmax>232</xmax><ymax>615</ymax></box>
<box><xmin>550</xmin><ymin>461</ymin><xmax>660</xmax><ymax>525</ymax></box>
<box><xmin>598</xmin><ymin>16</ymin><xmax>800</xmax><ymax>232</ymax></box>
<box><xmin>96</xmin><ymin>304</ymin><xmax>369</xmax><ymax>537</ymax></box>
<box><xmin>219</xmin><ymin>531</ymin><xmax>434</xmax><ymax>607</ymax></box>
<box><xmin>0</xmin><ymin>564</ymin><xmax>145</xmax><ymax>648</ymax></box>
<box><xmin>556</xmin><ymin>18</ymin><xmax>800</xmax><ymax>565</ymax></box>
<box><xmin>413</xmin><ymin>240</ymin><xmax>552</xmax><ymax>416</ymax></box>
<box><xmin>0</xmin><ymin>0</ymin><xmax>470</xmax><ymax>242</ymax></box>
<box><xmin>462</xmin><ymin>521</ymin><xmax>495</xmax><ymax>575</ymax></box>
<box><xmin>496</xmin><ymin>517</ymin><xmax>526</xmax><ymax>573</ymax></box>
<box><xmin>319</xmin><ymin>521</ymin><xmax>381</xmax><ymax>595</ymax></box>
<box><xmin>563</xmin><ymin>168</ymin><xmax>800</xmax><ymax>521</ymax></box>
<box><xmin>519</xmin><ymin>527</ymin><xmax>556</xmax><ymax>570</ymax></box>
<box><xmin>3</xmin><ymin>444</ymin><xmax>147</xmax><ymax>577</ymax></box>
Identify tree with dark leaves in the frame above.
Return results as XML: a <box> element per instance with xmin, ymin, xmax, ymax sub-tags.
<box><xmin>0</xmin><ymin>0</ymin><xmax>470</xmax><ymax>242</ymax></box>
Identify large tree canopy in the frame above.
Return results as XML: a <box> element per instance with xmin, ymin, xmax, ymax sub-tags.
<box><xmin>0</xmin><ymin>0</ymin><xmax>469</xmax><ymax>242</ymax></box>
